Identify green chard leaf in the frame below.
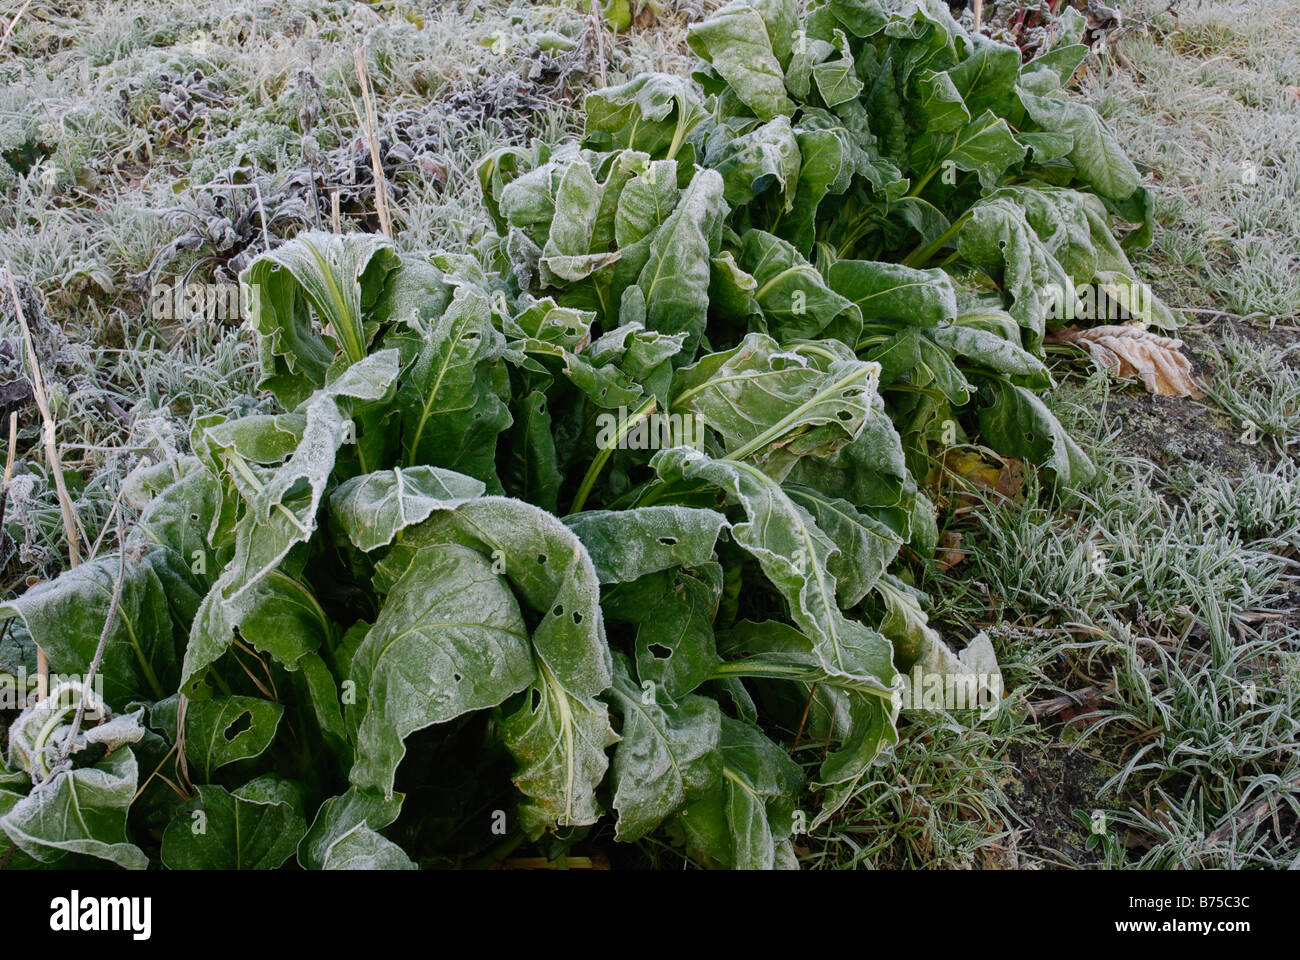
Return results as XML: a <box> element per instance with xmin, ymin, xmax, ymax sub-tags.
<box><xmin>671</xmin><ymin>333</ymin><xmax>881</xmax><ymax>477</ymax></box>
<box><xmin>243</xmin><ymin>232</ymin><xmax>399</xmax><ymax>408</ymax></box>
<box><xmin>330</xmin><ymin>466</ymin><xmax>486</xmax><ymax>553</ymax></box>
<box><xmin>976</xmin><ymin>377</ymin><xmax>1096</xmax><ymax>486</ymax></box>
<box><xmin>652</xmin><ymin>447</ymin><xmax>896</xmax><ymax>690</ymax></box>
<box><xmin>739</xmin><ymin>230</ymin><xmax>862</xmax><ymax>345</ymax></box>
<box><xmin>376</xmin><ymin>498</ymin><xmax>617</xmax><ymax>836</ymax></box>
<box><xmin>183</xmin><ymin>694</ymin><xmax>284</xmax><ymax>781</ymax></box>
<box><xmin>828</xmin><ymin>259</ymin><xmax>958</xmax><ymax>325</ymax></box>
<box><xmin>603</xmin><ymin>563</ymin><xmax>725</xmax><ymax>700</ymax></box>
<box><xmin>707</xmin><ymin>116</ymin><xmax>802</xmax><ymax>210</ymax></box>
<box><xmin>565</xmin><ymin>506</ymin><xmax>728</xmax><ymax>584</ymax></box>
<box><xmin>0</xmin><ymin>748</ymin><xmax>148</xmax><ymax>870</ymax></box>
<box><xmin>606</xmin><ymin>654</ymin><xmax>722</xmax><ymax>842</ymax></box>
<box><xmin>583</xmin><ymin>73</ymin><xmax>708</xmax><ymax>160</ymax></box>
<box><xmin>0</xmin><ymin>552</ymin><xmax>176</xmax><ymax>709</ymax></box>
<box><xmin>674</xmin><ymin>716</ymin><xmax>803</xmax><ymax>869</ymax></box>
<box><xmin>183</xmin><ymin>350</ymin><xmax>400</xmax><ymax>689</ymax></box>
<box><xmin>1017</xmin><ymin>86</ymin><xmax>1142</xmax><ymax>203</ymax></box>
<box><xmin>298</xmin><ymin>787</ymin><xmax>415</xmax><ymax>870</ymax></box>
<box><xmin>956</xmin><ymin>195</ymin><xmax>1072</xmax><ymax>349</ymax></box>
<box><xmin>784</xmin><ymin>483</ymin><xmax>904</xmax><ymax>606</ymax></box>
<box><xmin>347</xmin><ymin>543</ymin><xmax>535</xmax><ymax>800</ymax></box>
<box><xmin>161</xmin><ymin>776</ymin><xmax>307</xmax><ymax>870</ymax></box>
<box><xmin>397</xmin><ymin>286</ymin><xmax>512</xmax><ymax>484</ymax></box>
<box><xmin>630</xmin><ymin>168</ymin><xmax>727</xmax><ymax>358</ymax></box>
<box><xmin>688</xmin><ymin>2</ymin><xmax>796</xmax><ymax>121</ymax></box>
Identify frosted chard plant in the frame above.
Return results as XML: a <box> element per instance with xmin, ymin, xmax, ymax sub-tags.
<box><xmin>0</xmin><ymin>0</ymin><xmax>1164</xmax><ymax>869</ymax></box>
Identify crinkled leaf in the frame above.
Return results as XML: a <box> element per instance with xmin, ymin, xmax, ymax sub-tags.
<box><xmin>930</xmin><ymin>323</ymin><xmax>1051</xmax><ymax>388</ymax></box>
<box><xmin>331</xmin><ymin>466</ymin><xmax>486</xmax><ymax>552</ymax></box>
<box><xmin>688</xmin><ymin>3</ymin><xmax>795</xmax><ymax>121</ymax></box>
<box><xmin>583</xmin><ymin>73</ymin><xmax>708</xmax><ymax>160</ymax></box>
<box><xmin>0</xmin><ymin>748</ymin><xmax>147</xmax><ymax>870</ymax></box>
<box><xmin>866</xmin><ymin>326</ymin><xmax>970</xmax><ymax>403</ymax></box>
<box><xmin>946</xmin><ymin>34</ymin><xmax>1021</xmax><ymax>117</ymax></box>
<box><xmin>739</xmin><ymin>230</ymin><xmax>862</xmax><ymax>344</ymax></box>
<box><xmin>1018</xmin><ymin>86</ymin><xmax>1141</xmax><ymax>202</ymax></box>
<box><xmin>708</xmin><ymin>116</ymin><xmax>801</xmax><ymax>210</ymax></box>
<box><xmin>635</xmin><ymin>169</ymin><xmax>726</xmax><ymax>358</ymax></box>
<box><xmin>957</xmin><ymin>196</ymin><xmax>1071</xmax><ymax>349</ymax></box>
<box><xmin>298</xmin><ymin>787</ymin><xmax>415</xmax><ymax>870</ymax></box>
<box><xmin>243</xmin><ymin>232</ymin><xmax>399</xmax><ymax>407</ymax></box>
<box><xmin>538</xmin><ymin>156</ymin><xmax>627</xmax><ymax>284</ymax></box>
<box><xmin>565</xmin><ymin>505</ymin><xmax>728</xmax><ymax>583</ymax></box>
<box><xmin>711</xmin><ymin>636</ymin><xmax>897</xmax><ymax>825</ymax></box>
<box><xmin>777</xmin><ymin>127</ymin><xmax>845</xmax><ymax>255</ymax></box>
<box><xmin>784</xmin><ymin>483</ymin><xmax>903</xmax><ymax>606</ymax></box>
<box><xmin>397</xmin><ymin>288</ymin><xmax>511</xmax><ymax>483</ymax></box>
<box><xmin>653</xmin><ymin>448</ymin><xmax>896</xmax><ymax>687</ymax></box>
<box><xmin>674</xmin><ymin>716</ymin><xmax>803</xmax><ymax>869</ymax></box>
<box><xmin>911</xmin><ymin>110</ymin><xmax>1027</xmax><ymax>191</ymax></box>
<box><xmin>183</xmin><ymin>351</ymin><xmax>399</xmax><ymax>689</ymax></box>
<box><xmin>672</xmin><ymin>333</ymin><xmax>880</xmax><ymax>476</ymax></box>
<box><xmin>606</xmin><ymin>654</ymin><xmax>722</xmax><ymax>841</ymax></box>
<box><xmin>785</xmin><ymin>394</ymin><xmax>910</xmax><ymax>508</ymax></box>
<box><xmin>912</xmin><ymin>68</ymin><xmax>969</xmax><ymax>134</ymax></box>
<box><xmin>812</xmin><ymin>28</ymin><xmax>865</xmax><ymax>107</ymax></box>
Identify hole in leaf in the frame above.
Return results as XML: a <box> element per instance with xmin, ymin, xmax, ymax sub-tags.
<box><xmin>648</xmin><ymin>643</ymin><xmax>673</xmax><ymax>660</ymax></box>
<box><xmin>572</xmin><ymin>611</ymin><xmax>583</xmax><ymax>624</ymax></box>
<box><xmin>537</xmin><ymin>554</ymin><xmax>547</xmax><ymax>565</ymax></box>
<box><xmin>190</xmin><ymin>513</ymin><xmax>200</xmax><ymax>522</ymax></box>
<box><xmin>657</xmin><ymin>536</ymin><xmax>678</xmax><ymax>546</ymax></box>
<box><xmin>453</xmin><ymin>673</ymin><xmax>462</xmax><ymax>683</ymax></box>
<box><xmin>530</xmin><ymin>688</ymin><xmax>542</xmax><ymax>711</ymax></box>
<box><xmin>223</xmin><ymin>711</ymin><xmax>253</xmax><ymax>741</ymax></box>
<box><xmin>837</xmin><ymin>410</ymin><xmax>852</xmax><ymax>421</ymax></box>
<box><xmin>553</xmin><ymin>604</ymin><xmax>564</xmax><ymax>617</ymax></box>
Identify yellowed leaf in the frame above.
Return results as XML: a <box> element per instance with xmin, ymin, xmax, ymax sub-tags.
<box><xmin>939</xmin><ymin>450</ymin><xmax>1027</xmax><ymax>505</ymax></box>
<box><xmin>945</xmin><ymin>450</ymin><xmax>1001</xmax><ymax>490</ymax></box>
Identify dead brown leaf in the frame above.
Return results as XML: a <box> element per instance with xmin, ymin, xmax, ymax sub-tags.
<box><xmin>995</xmin><ymin>458</ymin><xmax>1027</xmax><ymax>499</ymax></box>
<box><xmin>936</xmin><ymin>530</ymin><xmax>966</xmax><ymax>572</ymax></box>
<box><xmin>1046</xmin><ymin>323</ymin><xmax>1204</xmax><ymax>398</ymax></box>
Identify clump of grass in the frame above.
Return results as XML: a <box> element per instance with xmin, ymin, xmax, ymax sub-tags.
<box><xmin>803</xmin><ymin>707</ymin><xmax>1029</xmax><ymax>870</ymax></box>
<box><xmin>880</xmin><ymin>359</ymin><xmax>1300</xmax><ymax>867</ymax></box>
<box><xmin>1083</xmin><ymin>0</ymin><xmax>1300</xmax><ymax>323</ymax></box>
<box><xmin>1203</xmin><ymin>330</ymin><xmax>1300</xmax><ymax>452</ymax></box>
